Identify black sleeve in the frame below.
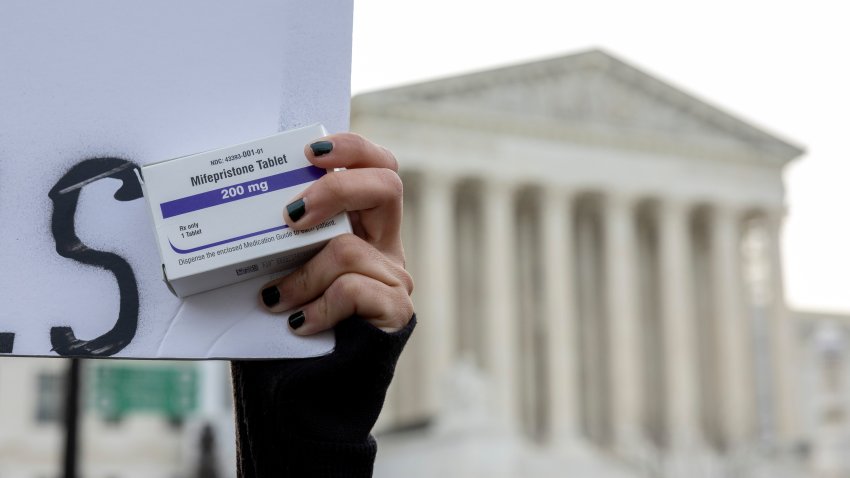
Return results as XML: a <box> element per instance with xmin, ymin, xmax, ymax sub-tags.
<box><xmin>230</xmin><ymin>314</ymin><xmax>416</xmax><ymax>478</ymax></box>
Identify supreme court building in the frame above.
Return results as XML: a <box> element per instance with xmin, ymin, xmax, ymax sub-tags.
<box><xmin>352</xmin><ymin>50</ymin><xmax>808</xmax><ymax>477</ymax></box>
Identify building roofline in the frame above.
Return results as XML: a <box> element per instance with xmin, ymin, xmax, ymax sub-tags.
<box><xmin>354</xmin><ymin>48</ymin><xmax>805</xmax><ymax>163</ymax></box>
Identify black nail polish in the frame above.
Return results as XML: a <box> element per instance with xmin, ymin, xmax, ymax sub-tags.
<box><xmin>310</xmin><ymin>141</ymin><xmax>333</xmax><ymax>157</ymax></box>
<box><xmin>288</xmin><ymin>311</ymin><xmax>305</xmax><ymax>330</ymax></box>
<box><xmin>286</xmin><ymin>198</ymin><xmax>306</xmax><ymax>222</ymax></box>
<box><xmin>261</xmin><ymin>286</ymin><xmax>280</xmax><ymax>307</ymax></box>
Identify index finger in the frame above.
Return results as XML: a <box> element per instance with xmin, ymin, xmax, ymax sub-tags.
<box><xmin>305</xmin><ymin>132</ymin><xmax>398</xmax><ymax>171</ymax></box>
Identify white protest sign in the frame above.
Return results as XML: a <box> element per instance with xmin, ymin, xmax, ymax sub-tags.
<box><xmin>0</xmin><ymin>1</ymin><xmax>353</xmax><ymax>358</ymax></box>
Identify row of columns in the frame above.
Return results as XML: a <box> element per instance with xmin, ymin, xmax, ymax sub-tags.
<box><xmin>384</xmin><ymin>172</ymin><xmax>798</xmax><ymax>456</ymax></box>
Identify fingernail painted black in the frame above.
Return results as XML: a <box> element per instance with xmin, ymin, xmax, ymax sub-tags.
<box><xmin>287</xmin><ymin>198</ymin><xmax>306</xmax><ymax>222</ymax></box>
<box><xmin>289</xmin><ymin>311</ymin><xmax>305</xmax><ymax>330</ymax></box>
<box><xmin>262</xmin><ymin>286</ymin><xmax>280</xmax><ymax>307</ymax></box>
<box><xmin>310</xmin><ymin>141</ymin><xmax>333</xmax><ymax>157</ymax></box>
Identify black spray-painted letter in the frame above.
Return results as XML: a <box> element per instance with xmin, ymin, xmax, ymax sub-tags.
<box><xmin>48</xmin><ymin>158</ymin><xmax>142</xmax><ymax>356</ymax></box>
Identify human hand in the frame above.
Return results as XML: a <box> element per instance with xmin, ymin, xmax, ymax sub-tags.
<box><xmin>257</xmin><ymin>133</ymin><xmax>414</xmax><ymax>334</ymax></box>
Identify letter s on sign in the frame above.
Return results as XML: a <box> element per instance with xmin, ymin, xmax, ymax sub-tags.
<box><xmin>48</xmin><ymin>158</ymin><xmax>142</xmax><ymax>357</ymax></box>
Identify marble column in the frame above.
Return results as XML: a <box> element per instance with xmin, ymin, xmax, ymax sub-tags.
<box><xmin>575</xmin><ymin>198</ymin><xmax>608</xmax><ymax>445</ymax></box>
<box><xmin>418</xmin><ymin>173</ymin><xmax>457</xmax><ymax>415</ymax></box>
<box><xmin>604</xmin><ymin>193</ymin><xmax>644</xmax><ymax>453</ymax></box>
<box><xmin>482</xmin><ymin>179</ymin><xmax>519</xmax><ymax>431</ymax></box>
<box><xmin>541</xmin><ymin>186</ymin><xmax>580</xmax><ymax>445</ymax></box>
<box><xmin>765</xmin><ymin>210</ymin><xmax>801</xmax><ymax>447</ymax></box>
<box><xmin>712</xmin><ymin>205</ymin><xmax>754</xmax><ymax>448</ymax></box>
<box><xmin>658</xmin><ymin>200</ymin><xmax>702</xmax><ymax>450</ymax></box>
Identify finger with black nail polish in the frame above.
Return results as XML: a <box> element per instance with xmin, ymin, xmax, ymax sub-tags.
<box><xmin>261</xmin><ymin>286</ymin><xmax>280</xmax><ymax>308</ymax></box>
<box><xmin>309</xmin><ymin>141</ymin><xmax>333</xmax><ymax>157</ymax></box>
<box><xmin>286</xmin><ymin>198</ymin><xmax>306</xmax><ymax>222</ymax></box>
<box><xmin>288</xmin><ymin>311</ymin><xmax>305</xmax><ymax>330</ymax></box>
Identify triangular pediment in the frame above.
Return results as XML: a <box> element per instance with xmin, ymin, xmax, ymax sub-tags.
<box><xmin>353</xmin><ymin>49</ymin><xmax>803</xmax><ymax>164</ymax></box>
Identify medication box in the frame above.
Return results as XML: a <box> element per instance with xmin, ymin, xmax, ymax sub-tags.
<box><xmin>139</xmin><ymin>124</ymin><xmax>351</xmax><ymax>297</ymax></box>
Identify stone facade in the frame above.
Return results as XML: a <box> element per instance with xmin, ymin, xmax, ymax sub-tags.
<box><xmin>797</xmin><ymin>311</ymin><xmax>850</xmax><ymax>477</ymax></box>
<box><xmin>354</xmin><ymin>49</ymin><xmax>807</xmax><ymax>477</ymax></box>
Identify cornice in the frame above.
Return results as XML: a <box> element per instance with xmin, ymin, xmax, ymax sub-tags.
<box><xmin>352</xmin><ymin>49</ymin><xmax>805</xmax><ymax>165</ymax></box>
<box><xmin>351</xmin><ymin>100</ymin><xmax>789</xmax><ymax>168</ymax></box>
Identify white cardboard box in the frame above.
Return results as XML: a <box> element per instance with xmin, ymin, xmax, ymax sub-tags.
<box><xmin>139</xmin><ymin>124</ymin><xmax>351</xmax><ymax>297</ymax></box>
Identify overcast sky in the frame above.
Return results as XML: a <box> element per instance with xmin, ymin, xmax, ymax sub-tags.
<box><xmin>351</xmin><ymin>0</ymin><xmax>850</xmax><ymax>314</ymax></box>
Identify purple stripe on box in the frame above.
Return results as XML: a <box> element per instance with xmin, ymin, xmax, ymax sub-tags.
<box><xmin>159</xmin><ymin>165</ymin><xmax>326</xmax><ymax>219</ymax></box>
<box><xmin>169</xmin><ymin>224</ymin><xmax>289</xmax><ymax>254</ymax></box>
